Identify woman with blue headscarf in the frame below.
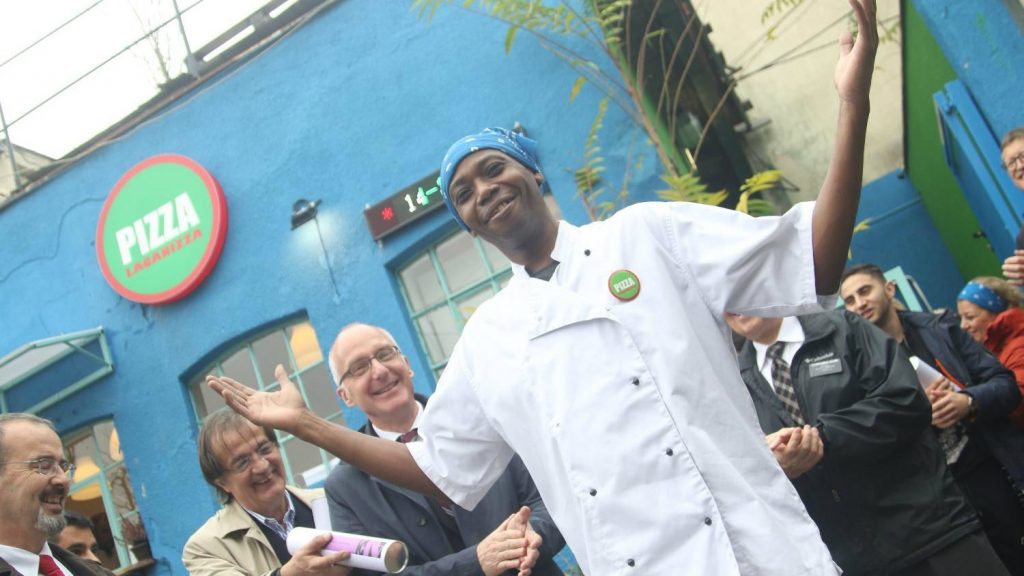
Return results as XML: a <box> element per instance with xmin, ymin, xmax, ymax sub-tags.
<box><xmin>958</xmin><ymin>277</ymin><xmax>1024</xmax><ymax>429</ymax></box>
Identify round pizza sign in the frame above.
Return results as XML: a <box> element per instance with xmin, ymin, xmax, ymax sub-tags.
<box><xmin>96</xmin><ymin>154</ymin><xmax>227</xmax><ymax>304</ymax></box>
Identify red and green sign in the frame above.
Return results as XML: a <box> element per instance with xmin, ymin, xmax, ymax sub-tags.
<box><xmin>96</xmin><ymin>154</ymin><xmax>227</xmax><ymax>304</ymax></box>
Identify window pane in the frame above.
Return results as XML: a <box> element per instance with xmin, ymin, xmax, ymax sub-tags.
<box><xmin>67</xmin><ymin>434</ymin><xmax>102</xmax><ymax>483</ymax></box>
<box><xmin>221</xmin><ymin>347</ymin><xmax>260</xmax><ymax>389</ymax></box>
<box><xmin>106</xmin><ymin>466</ymin><xmax>138</xmax><ymax>517</ymax></box>
<box><xmin>455</xmin><ymin>286</ymin><xmax>496</xmax><ymax>325</ymax></box>
<box><xmin>191</xmin><ymin>379</ymin><xmax>227</xmax><ymax>420</ymax></box>
<box><xmin>481</xmin><ymin>239</ymin><xmax>511</xmax><ymax>274</ymax></box>
<box><xmin>400</xmin><ymin>254</ymin><xmax>444</xmax><ymax>312</ymax></box>
<box><xmin>437</xmin><ymin>232</ymin><xmax>486</xmax><ymax>294</ymax></box>
<box><xmin>499</xmin><ymin>272</ymin><xmax>512</xmax><ymax>289</ymax></box>
<box><xmin>287</xmin><ymin>322</ymin><xmax>323</xmax><ymax>372</ymax></box>
<box><xmin>252</xmin><ymin>330</ymin><xmax>292</xmax><ymax>385</ymax></box>
<box><xmin>282</xmin><ymin>438</ymin><xmax>324</xmax><ymax>488</ymax></box>
<box><xmin>416</xmin><ymin>305</ymin><xmax>459</xmax><ymax>365</ymax></box>
<box><xmin>300</xmin><ymin>367</ymin><xmax>341</xmax><ymax>419</ymax></box>
<box><xmin>94</xmin><ymin>421</ymin><xmax>122</xmax><ymax>465</ymax></box>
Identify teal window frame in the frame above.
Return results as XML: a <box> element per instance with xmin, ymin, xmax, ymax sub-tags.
<box><xmin>64</xmin><ymin>420</ymin><xmax>143</xmax><ymax>569</ymax></box>
<box><xmin>186</xmin><ymin>318</ymin><xmax>344</xmax><ymax>487</ymax></box>
<box><xmin>0</xmin><ymin>327</ymin><xmax>113</xmax><ymax>414</ymax></box>
<box><xmin>398</xmin><ymin>233</ymin><xmax>512</xmax><ymax>378</ymax></box>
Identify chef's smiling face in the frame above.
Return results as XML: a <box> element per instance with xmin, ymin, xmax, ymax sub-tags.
<box><xmin>448</xmin><ymin>150</ymin><xmax>548</xmax><ymax>246</ymax></box>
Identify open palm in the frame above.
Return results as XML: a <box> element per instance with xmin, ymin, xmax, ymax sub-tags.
<box><xmin>834</xmin><ymin>0</ymin><xmax>878</xmax><ymax>106</ymax></box>
<box><xmin>206</xmin><ymin>364</ymin><xmax>308</xmax><ymax>432</ymax></box>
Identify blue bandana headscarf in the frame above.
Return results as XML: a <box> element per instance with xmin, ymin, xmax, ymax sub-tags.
<box><xmin>957</xmin><ymin>282</ymin><xmax>1008</xmax><ymax>313</ymax></box>
<box><xmin>439</xmin><ymin>127</ymin><xmax>544</xmax><ymax>231</ymax></box>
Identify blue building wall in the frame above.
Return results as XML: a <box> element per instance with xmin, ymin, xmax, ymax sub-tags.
<box><xmin>850</xmin><ymin>169</ymin><xmax>965</xmax><ymax>308</ymax></box>
<box><xmin>910</xmin><ymin>0</ymin><xmax>1024</xmax><ymax>137</ymax></box>
<box><xmin>854</xmin><ymin>0</ymin><xmax>1024</xmax><ymax>306</ymax></box>
<box><xmin>0</xmin><ymin>2</ymin><xmax>659</xmax><ymax>574</ymax></box>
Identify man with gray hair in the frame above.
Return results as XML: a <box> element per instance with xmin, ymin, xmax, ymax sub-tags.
<box><xmin>0</xmin><ymin>412</ymin><xmax>112</xmax><ymax>576</ymax></box>
<box><xmin>182</xmin><ymin>409</ymin><xmax>351</xmax><ymax>576</ymax></box>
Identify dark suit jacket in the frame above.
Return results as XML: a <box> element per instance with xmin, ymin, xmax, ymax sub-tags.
<box><xmin>0</xmin><ymin>544</ymin><xmax>114</xmax><ymax>576</ymax></box>
<box><xmin>899</xmin><ymin>310</ymin><xmax>1024</xmax><ymax>488</ymax></box>
<box><xmin>325</xmin><ymin>398</ymin><xmax>565</xmax><ymax>575</ymax></box>
<box><xmin>736</xmin><ymin>311</ymin><xmax>978</xmax><ymax>575</ymax></box>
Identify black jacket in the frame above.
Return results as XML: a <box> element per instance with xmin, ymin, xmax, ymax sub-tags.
<box><xmin>899</xmin><ymin>310</ymin><xmax>1024</xmax><ymax>489</ymax></box>
<box><xmin>737</xmin><ymin>310</ymin><xmax>979</xmax><ymax>576</ymax></box>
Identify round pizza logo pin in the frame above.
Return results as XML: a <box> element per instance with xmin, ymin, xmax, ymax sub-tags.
<box><xmin>608</xmin><ymin>269</ymin><xmax>641</xmax><ymax>301</ymax></box>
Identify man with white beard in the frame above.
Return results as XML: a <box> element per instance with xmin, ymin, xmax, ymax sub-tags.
<box><xmin>0</xmin><ymin>413</ymin><xmax>112</xmax><ymax>576</ymax></box>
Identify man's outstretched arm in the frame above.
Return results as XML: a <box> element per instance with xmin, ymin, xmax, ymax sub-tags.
<box><xmin>207</xmin><ymin>365</ymin><xmax>452</xmax><ymax>506</ymax></box>
<box><xmin>812</xmin><ymin>0</ymin><xmax>878</xmax><ymax>294</ymax></box>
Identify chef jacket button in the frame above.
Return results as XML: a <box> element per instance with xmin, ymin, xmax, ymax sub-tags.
<box><xmin>589</xmin><ymin>488</ymin><xmax>597</xmax><ymax>497</ymax></box>
<box><xmin>703</xmin><ymin>517</ymin><xmax>712</xmax><ymax>526</ymax></box>
<box><xmin>584</xmin><ymin>249</ymin><xmax>591</xmax><ymax>256</ymax></box>
<box><xmin>626</xmin><ymin>559</ymin><xmax>635</xmax><ymax>567</ymax></box>
<box><xmin>417</xmin><ymin>516</ymin><xmax>428</xmax><ymax>527</ymax></box>
<box><xmin>631</xmin><ymin>377</ymin><xmax>640</xmax><ymax>386</ymax></box>
<box><xmin>665</xmin><ymin>448</ymin><xmax>674</xmax><ymax>456</ymax></box>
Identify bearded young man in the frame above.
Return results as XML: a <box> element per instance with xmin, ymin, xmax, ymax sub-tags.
<box><xmin>841</xmin><ymin>263</ymin><xmax>1024</xmax><ymax>575</ymax></box>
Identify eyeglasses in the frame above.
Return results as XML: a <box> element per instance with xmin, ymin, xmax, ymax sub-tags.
<box><xmin>226</xmin><ymin>441</ymin><xmax>277</xmax><ymax>475</ymax></box>
<box><xmin>338</xmin><ymin>345</ymin><xmax>401</xmax><ymax>383</ymax></box>
<box><xmin>2</xmin><ymin>457</ymin><xmax>76</xmax><ymax>481</ymax></box>
<box><xmin>1004</xmin><ymin>152</ymin><xmax>1024</xmax><ymax>171</ymax></box>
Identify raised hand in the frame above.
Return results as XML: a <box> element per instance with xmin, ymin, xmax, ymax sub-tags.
<box><xmin>834</xmin><ymin>0</ymin><xmax>878</xmax><ymax>107</ymax></box>
<box><xmin>206</xmin><ymin>364</ymin><xmax>310</xmax><ymax>433</ymax></box>
<box><xmin>1003</xmin><ymin>251</ymin><xmax>1024</xmax><ymax>285</ymax></box>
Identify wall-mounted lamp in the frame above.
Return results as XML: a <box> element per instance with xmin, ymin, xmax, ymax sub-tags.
<box><xmin>291</xmin><ymin>199</ymin><xmax>321</xmax><ymax>229</ymax></box>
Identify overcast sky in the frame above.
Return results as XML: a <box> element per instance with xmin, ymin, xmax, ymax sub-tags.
<box><xmin>0</xmin><ymin>0</ymin><xmax>272</xmax><ymax>158</ymax></box>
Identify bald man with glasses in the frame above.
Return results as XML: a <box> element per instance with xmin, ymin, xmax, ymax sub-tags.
<box><xmin>323</xmin><ymin>322</ymin><xmax>565</xmax><ymax>576</ymax></box>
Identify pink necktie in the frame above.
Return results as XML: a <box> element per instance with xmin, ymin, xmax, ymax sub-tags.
<box><xmin>38</xmin><ymin>554</ymin><xmax>64</xmax><ymax>576</ymax></box>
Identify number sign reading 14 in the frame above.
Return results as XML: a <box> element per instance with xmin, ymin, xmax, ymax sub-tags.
<box><xmin>364</xmin><ymin>171</ymin><xmax>444</xmax><ymax>240</ymax></box>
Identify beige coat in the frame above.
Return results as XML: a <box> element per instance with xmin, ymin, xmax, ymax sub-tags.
<box><xmin>182</xmin><ymin>487</ymin><xmax>323</xmax><ymax>576</ymax></box>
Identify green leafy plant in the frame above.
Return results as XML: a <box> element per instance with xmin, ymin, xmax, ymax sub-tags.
<box><xmin>414</xmin><ymin>0</ymin><xmax>835</xmax><ymax>227</ymax></box>
<box><xmin>658</xmin><ymin>169</ymin><xmax>779</xmax><ymax>216</ymax></box>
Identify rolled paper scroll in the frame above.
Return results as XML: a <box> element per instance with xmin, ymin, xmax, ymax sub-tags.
<box><xmin>310</xmin><ymin>496</ymin><xmax>332</xmax><ymax>530</ymax></box>
<box><xmin>287</xmin><ymin>526</ymin><xmax>409</xmax><ymax>573</ymax></box>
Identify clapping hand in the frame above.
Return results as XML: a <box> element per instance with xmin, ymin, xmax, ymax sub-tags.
<box><xmin>766</xmin><ymin>426</ymin><xmax>824</xmax><ymax>479</ymax></box>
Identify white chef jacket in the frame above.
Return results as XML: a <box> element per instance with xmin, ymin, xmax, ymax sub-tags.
<box><xmin>407</xmin><ymin>201</ymin><xmax>838</xmax><ymax>575</ymax></box>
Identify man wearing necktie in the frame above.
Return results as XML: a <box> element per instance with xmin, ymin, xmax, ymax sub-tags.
<box><xmin>0</xmin><ymin>413</ymin><xmax>112</xmax><ymax>576</ymax></box>
<box><xmin>324</xmin><ymin>323</ymin><xmax>565</xmax><ymax>576</ymax></box>
<box><xmin>726</xmin><ymin>310</ymin><xmax>1006</xmax><ymax>576</ymax></box>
